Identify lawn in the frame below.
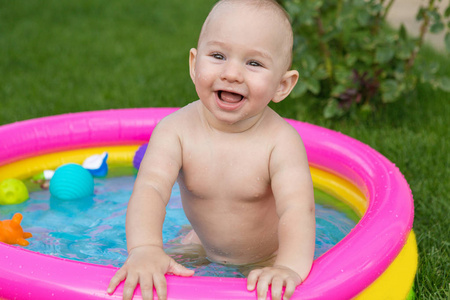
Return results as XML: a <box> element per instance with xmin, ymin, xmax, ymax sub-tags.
<box><xmin>1</xmin><ymin>0</ymin><xmax>449</xmax><ymax>299</ymax></box>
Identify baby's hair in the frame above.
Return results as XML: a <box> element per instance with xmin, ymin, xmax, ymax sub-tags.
<box><xmin>200</xmin><ymin>0</ymin><xmax>294</xmax><ymax>70</ymax></box>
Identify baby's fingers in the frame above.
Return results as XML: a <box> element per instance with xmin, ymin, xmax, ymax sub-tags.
<box><xmin>270</xmin><ymin>277</ymin><xmax>284</xmax><ymax>300</ymax></box>
<box><xmin>247</xmin><ymin>269</ymin><xmax>263</xmax><ymax>291</ymax></box>
<box><xmin>107</xmin><ymin>268</ymin><xmax>127</xmax><ymax>295</ymax></box>
<box><xmin>151</xmin><ymin>273</ymin><xmax>167</xmax><ymax>300</ymax></box>
<box><xmin>282</xmin><ymin>279</ymin><xmax>297</xmax><ymax>300</ymax></box>
<box><xmin>122</xmin><ymin>273</ymin><xmax>140</xmax><ymax>300</ymax></box>
<box><xmin>256</xmin><ymin>276</ymin><xmax>271</xmax><ymax>300</ymax></box>
<box><xmin>167</xmin><ymin>259</ymin><xmax>195</xmax><ymax>277</ymax></box>
<box><xmin>139</xmin><ymin>275</ymin><xmax>156</xmax><ymax>300</ymax></box>
<box><xmin>251</xmin><ymin>270</ymin><xmax>274</xmax><ymax>300</ymax></box>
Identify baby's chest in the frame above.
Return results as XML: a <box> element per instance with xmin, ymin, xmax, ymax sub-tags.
<box><xmin>180</xmin><ymin>145</ymin><xmax>272</xmax><ymax>200</ymax></box>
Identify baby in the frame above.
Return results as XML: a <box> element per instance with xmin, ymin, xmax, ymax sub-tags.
<box><xmin>108</xmin><ymin>0</ymin><xmax>315</xmax><ymax>299</ymax></box>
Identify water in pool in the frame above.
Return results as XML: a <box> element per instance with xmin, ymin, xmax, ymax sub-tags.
<box><xmin>0</xmin><ymin>171</ymin><xmax>357</xmax><ymax>278</ymax></box>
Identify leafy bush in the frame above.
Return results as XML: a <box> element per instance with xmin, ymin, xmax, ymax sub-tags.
<box><xmin>278</xmin><ymin>0</ymin><xmax>450</xmax><ymax>119</ymax></box>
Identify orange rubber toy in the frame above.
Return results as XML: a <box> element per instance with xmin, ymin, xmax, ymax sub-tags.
<box><xmin>0</xmin><ymin>213</ymin><xmax>32</xmax><ymax>246</ymax></box>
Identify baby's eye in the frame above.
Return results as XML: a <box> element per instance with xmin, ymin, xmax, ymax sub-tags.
<box><xmin>211</xmin><ymin>53</ymin><xmax>225</xmax><ymax>60</ymax></box>
<box><xmin>248</xmin><ymin>60</ymin><xmax>263</xmax><ymax>67</ymax></box>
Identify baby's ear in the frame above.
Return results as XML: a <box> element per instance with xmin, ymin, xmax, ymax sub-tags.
<box><xmin>272</xmin><ymin>70</ymin><xmax>299</xmax><ymax>103</ymax></box>
<box><xmin>189</xmin><ymin>48</ymin><xmax>197</xmax><ymax>84</ymax></box>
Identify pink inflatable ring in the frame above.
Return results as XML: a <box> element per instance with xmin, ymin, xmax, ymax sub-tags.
<box><xmin>0</xmin><ymin>108</ymin><xmax>415</xmax><ymax>299</ymax></box>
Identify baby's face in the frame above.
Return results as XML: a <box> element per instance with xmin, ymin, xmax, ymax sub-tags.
<box><xmin>190</xmin><ymin>2</ymin><xmax>293</xmax><ymax>127</ymax></box>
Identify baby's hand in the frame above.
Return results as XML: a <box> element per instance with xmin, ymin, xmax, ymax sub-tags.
<box><xmin>247</xmin><ymin>265</ymin><xmax>302</xmax><ymax>300</ymax></box>
<box><xmin>107</xmin><ymin>245</ymin><xmax>194</xmax><ymax>300</ymax></box>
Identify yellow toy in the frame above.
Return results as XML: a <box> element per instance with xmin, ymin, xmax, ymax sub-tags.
<box><xmin>0</xmin><ymin>213</ymin><xmax>32</xmax><ymax>246</ymax></box>
<box><xmin>0</xmin><ymin>178</ymin><xmax>29</xmax><ymax>205</ymax></box>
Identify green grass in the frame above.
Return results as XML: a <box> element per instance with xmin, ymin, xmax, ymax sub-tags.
<box><xmin>1</xmin><ymin>1</ymin><xmax>449</xmax><ymax>299</ymax></box>
<box><xmin>0</xmin><ymin>0</ymin><xmax>215</xmax><ymax>122</ymax></box>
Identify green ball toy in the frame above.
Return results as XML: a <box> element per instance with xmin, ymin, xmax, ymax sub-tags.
<box><xmin>0</xmin><ymin>178</ymin><xmax>29</xmax><ymax>205</ymax></box>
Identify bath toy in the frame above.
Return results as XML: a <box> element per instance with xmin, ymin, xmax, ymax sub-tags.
<box><xmin>82</xmin><ymin>152</ymin><xmax>108</xmax><ymax>177</ymax></box>
<box><xmin>31</xmin><ymin>170</ymin><xmax>55</xmax><ymax>190</ymax></box>
<box><xmin>32</xmin><ymin>170</ymin><xmax>55</xmax><ymax>181</ymax></box>
<box><xmin>0</xmin><ymin>213</ymin><xmax>32</xmax><ymax>246</ymax></box>
<box><xmin>49</xmin><ymin>164</ymin><xmax>94</xmax><ymax>200</ymax></box>
<box><xmin>133</xmin><ymin>144</ymin><xmax>148</xmax><ymax>169</ymax></box>
<box><xmin>0</xmin><ymin>178</ymin><xmax>29</xmax><ymax>205</ymax></box>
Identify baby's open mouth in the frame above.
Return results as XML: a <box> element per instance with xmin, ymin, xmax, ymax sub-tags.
<box><xmin>218</xmin><ymin>91</ymin><xmax>244</xmax><ymax>103</ymax></box>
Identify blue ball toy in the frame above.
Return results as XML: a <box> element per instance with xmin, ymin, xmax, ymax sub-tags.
<box><xmin>50</xmin><ymin>164</ymin><xmax>94</xmax><ymax>200</ymax></box>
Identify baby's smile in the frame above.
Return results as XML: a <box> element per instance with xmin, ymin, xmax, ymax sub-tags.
<box><xmin>218</xmin><ymin>90</ymin><xmax>244</xmax><ymax>103</ymax></box>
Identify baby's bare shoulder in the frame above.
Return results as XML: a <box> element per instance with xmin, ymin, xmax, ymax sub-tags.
<box><xmin>162</xmin><ymin>102</ymin><xmax>195</xmax><ymax>121</ymax></box>
<box><xmin>155</xmin><ymin>102</ymin><xmax>199</xmax><ymax>131</ymax></box>
<box><xmin>261</xmin><ymin>109</ymin><xmax>303</xmax><ymax>143</ymax></box>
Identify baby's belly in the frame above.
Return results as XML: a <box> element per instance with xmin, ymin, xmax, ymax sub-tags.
<box><xmin>186</xmin><ymin>209</ymin><xmax>280</xmax><ymax>265</ymax></box>
<box><xmin>178</xmin><ymin>172</ymin><xmax>279</xmax><ymax>265</ymax></box>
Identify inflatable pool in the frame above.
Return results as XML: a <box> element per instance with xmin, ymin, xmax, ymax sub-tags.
<box><xmin>0</xmin><ymin>108</ymin><xmax>417</xmax><ymax>299</ymax></box>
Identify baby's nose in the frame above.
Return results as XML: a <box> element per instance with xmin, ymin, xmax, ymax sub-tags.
<box><xmin>220</xmin><ymin>61</ymin><xmax>244</xmax><ymax>83</ymax></box>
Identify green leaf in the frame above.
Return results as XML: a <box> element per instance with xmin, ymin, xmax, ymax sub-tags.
<box><xmin>444</xmin><ymin>5</ymin><xmax>450</xmax><ymax>18</ymax></box>
<box><xmin>360</xmin><ymin>103</ymin><xmax>373</xmax><ymax>114</ymax></box>
<box><xmin>331</xmin><ymin>84</ymin><xmax>348</xmax><ymax>97</ymax></box>
<box><xmin>357</xmin><ymin>10</ymin><xmax>371</xmax><ymax>26</ymax></box>
<box><xmin>359</xmin><ymin>51</ymin><xmax>375</xmax><ymax>65</ymax></box>
<box><xmin>445</xmin><ymin>32</ymin><xmax>450</xmax><ymax>52</ymax></box>
<box><xmin>428</xmin><ymin>10</ymin><xmax>441</xmax><ymax>22</ymax></box>
<box><xmin>418</xmin><ymin>61</ymin><xmax>440</xmax><ymax>83</ymax></box>
<box><xmin>323</xmin><ymin>99</ymin><xmax>343</xmax><ymax>119</ymax></box>
<box><xmin>445</xmin><ymin>5</ymin><xmax>450</xmax><ymax>17</ymax></box>
<box><xmin>396</xmin><ymin>40</ymin><xmax>415</xmax><ymax>60</ymax></box>
<box><xmin>380</xmin><ymin>79</ymin><xmax>400</xmax><ymax>103</ymax></box>
<box><xmin>334</xmin><ymin>66</ymin><xmax>353</xmax><ymax>85</ymax></box>
<box><xmin>399</xmin><ymin>24</ymin><xmax>408</xmax><ymax>41</ymax></box>
<box><xmin>345</xmin><ymin>53</ymin><xmax>358</xmax><ymax>67</ymax></box>
<box><xmin>430</xmin><ymin>22</ymin><xmax>445</xmax><ymax>34</ymax></box>
<box><xmin>305</xmin><ymin>78</ymin><xmax>320</xmax><ymax>95</ymax></box>
<box><xmin>291</xmin><ymin>80</ymin><xmax>308</xmax><ymax>98</ymax></box>
<box><xmin>313</xmin><ymin>66</ymin><xmax>329</xmax><ymax>80</ymax></box>
<box><xmin>368</xmin><ymin>3</ymin><xmax>383</xmax><ymax>15</ymax></box>
<box><xmin>375</xmin><ymin>47</ymin><xmax>395</xmax><ymax>64</ymax></box>
<box><xmin>322</xmin><ymin>29</ymin><xmax>339</xmax><ymax>43</ymax></box>
<box><xmin>437</xmin><ymin>76</ymin><xmax>450</xmax><ymax>92</ymax></box>
<box><xmin>284</xmin><ymin>2</ymin><xmax>301</xmax><ymax>16</ymax></box>
<box><xmin>416</xmin><ymin>7</ymin><xmax>426</xmax><ymax>21</ymax></box>
<box><xmin>301</xmin><ymin>54</ymin><xmax>318</xmax><ymax>72</ymax></box>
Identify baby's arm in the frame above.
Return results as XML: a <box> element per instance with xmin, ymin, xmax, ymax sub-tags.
<box><xmin>247</xmin><ymin>125</ymin><xmax>315</xmax><ymax>300</ymax></box>
<box><xmin>107</xmin><ymin>116</ymin><xmax>194</xmax><ymax>300</ymax></box>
